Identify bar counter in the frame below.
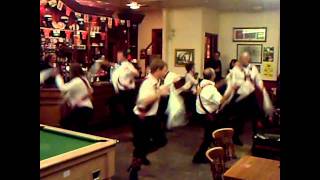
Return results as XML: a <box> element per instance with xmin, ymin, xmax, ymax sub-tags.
<box><xmin>40</xmin><ymin>81</ymin><xmax>119</xmax><ymax>128</ymax></box>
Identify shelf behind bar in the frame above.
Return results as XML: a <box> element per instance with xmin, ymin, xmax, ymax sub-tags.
<box><xmin>40</xmin><ymin>27</ymin><xmax>105</xmax><ymax>34</ymax></box>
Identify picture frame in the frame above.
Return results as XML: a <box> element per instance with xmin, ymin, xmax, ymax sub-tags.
<box><xmin>237</xmin><ymin>44</ymin><xmax>262</xmax><ymax>64</ymax></box>
<box><xmin>263</xmin><ymin>47</ymin><xmax>274</xmax><ymax>62</ymax></box>
<box><xmin>175</xmin><ymin>49</ymin><xmax>195</xmax><ymax>66</ymax></box>
<box><xmin>233</xmin><ymin>27</ymin><xmax>267</xmax><ymax>42</ymax></box>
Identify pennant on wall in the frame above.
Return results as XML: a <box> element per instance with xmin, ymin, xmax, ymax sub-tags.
<box><xmin>43</xmin><ymin>28</ymin><xmax>51</xmax><ymax>38</ymax></box>
<box><xmin>57</xmin><ymin>0</ymin><xmax>64</xmax><ymax>11</ymax></box>
<box><xmin>107</xmin><ymin>17</ymin><xmax>113</xmax><ymax>29</ymax></box>
<box><xmin>81</xmin><ymin>31</ymin><xmax>88</xmax><ymax>40</ymax></box>
<box><xmin>100</xmin><ymin>17</ymin><xmax>106</xmax><ymax>22</ymax></box>
<box><xmin>65</xmin><ymin>6</ymin><xmax>72</xmax><ymax>16</ymax></box>
<box><xmin>120</xmin><ymin>19</ymin><xmax>126</xmax><ymax>26</ymax></box>
<box><xmin>126</xmin><ymin>20</ymin><xmax>130</xmax><ymax>28</ymax></box>
<box><xmin>100</xmin><ymin>32</ymin><xmax>106</xmax><ymax>40</ymax></box>
<box><xmin>65</xmin><ymin>30</ymin><xmax>71</xmax><ymax>39</ymax></box>
<box><xmin>114</xmin><ymin>18</ymin><xmax>120</xmax><ymax>27</ymax></box>
<box><xmin>84</xmin><ymin>14</ymin><xmax>89</xmax><ymax>23</ymax></box>
<box><xmin>75</xmin><ymin>12</ymin><xmax>82</xmax><ymax>18</ymax></box>
<box><xmin>92</xmin><ymin>16</ymin><xmax>98</xmax><ymax>22</ymax></box>
<box><xmin>40</xmin><ymin>0</ymin><xmax>48</xmax><ymax>6</ymax></box>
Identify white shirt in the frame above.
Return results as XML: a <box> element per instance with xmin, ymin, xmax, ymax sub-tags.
<box><xmin>163</xmin><ymin>71</ymin><xmax>180</xmax><ymax>86</ymax></box>
<box><xmin>40</xmin><ymin>68</ymin><xmax>53</xmax><ymax>84</ymax></box>
<box><xmin>196</xmin><ymin>79</ymin><xmax>222</xmax><ymax>114</ymax></box>
<box><xmin>225</xmin><ymin>64</ymin><xmax>263</xmax><ymax>102</ymax></box>
<box><xmin>133</xmin><ymin>74</ymin><xmax>160</xmax><ymax>116</ymax></box>
<box><xmin>185</xmin><ymin>72</ymin><xmax>198</xmax><ymax>94</ymax></box>
<box><xmin>111</xmin><ymin>61</ymin><xmax>138</xmax><ymax>93</ymax></box>
<box><xmin>56</xmin><ymin>75</ymin><xmax>93</xmax><ymax>109</ymax></box>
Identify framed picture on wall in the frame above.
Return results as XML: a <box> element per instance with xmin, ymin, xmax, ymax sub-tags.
<box><xmin>263</xmin><ymin>47</ymin><xmax>274</xmax><ymax>62</ymax></box>
<box><xmin>233</xmin><ymin>27</ymin><xmax>267</xmax><ymax>42</ymax></box>
<box><xmin>175</xmin><ymin>49</ymin><xmax>195</xmax><ymax>66</ymax></box>
<box><xmin>237</xmin><ymin>44</ymin><xmax>262</xmax><ymax>63</ymax></box>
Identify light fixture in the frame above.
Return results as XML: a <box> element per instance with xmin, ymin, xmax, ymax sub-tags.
<box><xmin>126</xmin><ymin>1</ymin><xmax>141</xmax><ymax>9</ymax></box>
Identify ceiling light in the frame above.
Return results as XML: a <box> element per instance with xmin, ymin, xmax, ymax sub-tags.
<box><xmin>126</xmin><ymin>1</ymin><xmax>141</xmax><ymax>9</ymax></box>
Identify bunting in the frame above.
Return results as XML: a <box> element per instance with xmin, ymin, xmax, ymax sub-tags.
<box><xmin>65</xmin><ymin>6</ymin><xmax>72</xmax><ymax>16</ymax></box>
<box><xmin>84</xmin><ymin>14</ymin><xmax>89</xmax><ymax>23</ymax></box>
<box><xmin>57</xmin><ymin>0</ymin><xmax>64</xmax><ymax>11</ymax></box>
<box><xmin>107</xmin><ymin>17</ymin><xmax>113</xmax><ymax>29</ymax></box>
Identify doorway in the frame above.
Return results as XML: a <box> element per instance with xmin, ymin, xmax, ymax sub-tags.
<box><xmin>204</xmin><ymin>33</ymin><xmax>218</xmax><ymax>61</ymax></box>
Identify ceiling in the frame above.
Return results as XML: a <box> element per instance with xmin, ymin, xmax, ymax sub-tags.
<box><xmin>75</xmin><ymin>0</ymin><xmax>280</xmax><ymax>12</ymax></box>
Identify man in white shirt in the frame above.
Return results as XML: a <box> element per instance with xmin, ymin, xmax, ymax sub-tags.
<box><xmin>222</xmin><ymin>52</ymin><xmax>272</xmax><ymax>146</ymax></box>
<box><xmin>129</xmin><ymin>59</ymin><xmax>170</xmax><ymax>179</ymax></box>
<box><xmin>192</xmin><ymin>68</ymin><xmax>236</xmax><ymax>164</ymax></box>
<box><xmin>109</xmin><ymin>50</ymin><xmax>139</xmax><ymax>124</ymax></box>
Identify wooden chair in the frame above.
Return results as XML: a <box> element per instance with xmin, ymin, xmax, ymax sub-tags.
<box><xmin>212</xmin><ymin>128</ymin><xmax>236</xmax><ymax>161</ymax></box>
<box><xmin>206</xmin><ymin>147</ymin><xmax>225</xmax><ymax>180</ymax></box>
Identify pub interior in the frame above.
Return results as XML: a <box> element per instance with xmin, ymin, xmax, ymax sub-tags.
<box><xmin>40</xmin><ymin>0</ymin><xmax>280</xmax><ymax>179</ymax></box>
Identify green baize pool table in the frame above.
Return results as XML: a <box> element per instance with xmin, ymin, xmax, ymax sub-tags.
<box><xmin>40</xmin><ymin>124</ymin><xmax>118</xmax><ymax>180</ymax></box>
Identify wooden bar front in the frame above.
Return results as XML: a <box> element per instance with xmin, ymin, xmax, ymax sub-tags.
<box><xmin>40</xmin><ymin>82</ymin><xmax>115</xmax><ymax>127</ymax></box>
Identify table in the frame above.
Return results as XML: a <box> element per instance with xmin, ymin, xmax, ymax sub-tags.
<box><xmin>223</xmin><ymin>155</ymin><xmax>280</xmax><ymax>180</ymax></box>
<box><xmin>40</xmin><ymin>124</ymin><xmax>118</xmax><ymax>180</ymax></box>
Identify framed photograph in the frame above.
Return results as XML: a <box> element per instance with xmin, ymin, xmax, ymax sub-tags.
<box><xmin>175</xmin><ymin>49</ymin><xmax>195</xmax><ymax>66</ymax></box>
<box><xmin>263</xmin><ymin>47</ymin><xmax>274</xmax><ymax>62</ymax></box>
<box><xmin>237</xmin><ymin>44</ymin><xmax>262</xmax><ymax>63</ymax></box>
<box><xmin>233</xmin><ymin>27</ymin><xmax>267</xmax><ymax>42</ymax></box>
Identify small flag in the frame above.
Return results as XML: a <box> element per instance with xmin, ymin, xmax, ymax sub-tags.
<box><xmin>100</xmin><ymin>17</ymin><xmax>106</xmax><ymax>22</ymax></box>
<box><xmin>114</xmin><ymin>18</ymin><xmax>120</xmax><ymax>27</ymax></box>
<box><xmin>65</xmin><ymin>6</ymin><xmax>72</xmax><ymax>16</ymax></box>
<box><xmin>57</xmin><ymin>0</ymin><xmax>64</xmax><ymax>11</ymax></box>
<box><xmin>84</xmin><ymin>14</ymin><xmax>89</xmax><ymax>23</ymax></box>
<box><xmin>107</xmin><ymin>17</ymin><xmax>113</xmax><ymax>29</ymax></box>
<box><xmin>120</xmin><ymin>19</ymin><xmax>126</xmax><ymax>25</ymax></box>
<box><xmin>75</xmin><ymin>12</ymin><xmax>82</xmax><ymax>18</ymax></box>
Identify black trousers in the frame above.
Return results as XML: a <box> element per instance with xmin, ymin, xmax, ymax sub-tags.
<box><xmin>157</xmin><ymin>96</ymin><xmax>170</xmax><ymax>129</ymax></box>
<box><xmin>223</xmin><ymin>92</ymin><xmax>263</xmax><ymax>139</ymax></box>
<box><xmin>194</xmin><ymin>114</ymin><xmax>225</xmax><ymax>159</ymax></box>
<box><xmin>132</xmin><ymin>115</ymin><xmax>168</xmax><ymax>159</ymax></box>
<box><xmin>60</xmin><ymin>106</ymin><xmax>93</xmax><ymax>133</ymax></box>
<box><xmin>109</xmin><ymin>89</ymin><xmax>136</xmax><ymax>124</ymax></box>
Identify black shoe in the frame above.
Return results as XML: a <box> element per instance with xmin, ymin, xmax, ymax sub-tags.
<box><xmin>192</xmin><ymin>155</ymin><xmax>209</xmax><ymax>164</ymax></box>
<box><xmin>233</xmin><ymin>137</ymin><xmax>243</xmax><ymax>146</ymax></box>
<box><xmin>141</xmin><ymin>157</ymin><xmax>151</xmax><ymax>165</ymax></box>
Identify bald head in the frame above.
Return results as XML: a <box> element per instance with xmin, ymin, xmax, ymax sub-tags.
<box><xmin>239</xmin><ymin>51</ymin><xmax>251</xmax><ymax>66</ymax></box>
<box><xmin>203</xmin><ymin>68</ymin><xmax>216</xmax><ymax>81</ymax></box>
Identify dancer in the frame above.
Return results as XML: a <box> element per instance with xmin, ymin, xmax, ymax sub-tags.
<box><xmin>110</xmin><ymin>50</ymin><xmax>139</xmax><ymax>123</ymax></box>
<box><xmin>192</xmin><ymin>68</ymin><xmax>236</xmax><ymax>163</ymax></box>
<box><xmin>55</xmin><ymin>60</ymin><xmax>107</xmax><ymax>132</ymax></box>
<box><xmin>129</xmin><ymin>59</ymin><xmax>170</xmax><ymax>180</ymax></box>
<box><xmin>222</xmin><ymin>52</ymin><xmax>273</xmax><ymax>146</ymax></box>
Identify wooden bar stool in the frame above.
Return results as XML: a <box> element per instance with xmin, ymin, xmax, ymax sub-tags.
<box><xmin>206</xmin><ymin>147</ymin><xmax>225</xmax><ymax>180</ymax></box>
<box><xmin>212</xmin><ymin>128</ymin><xmax>236</xmax><ymax>161</ymax></box>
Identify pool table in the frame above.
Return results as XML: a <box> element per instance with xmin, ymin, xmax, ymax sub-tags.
<box><xmin>40</xmin><ymin>124</ymin><xmax>118</xmax><ymax>180</ymax></box>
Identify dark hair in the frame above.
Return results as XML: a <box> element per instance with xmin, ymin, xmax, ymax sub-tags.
<box><xmin>214</xmin><ymin>51</ymin><xmax>221</xmax><ymax>56</ymax></box>
<box><xmin>185</xmin><ymin>62</ymin><xmax>194</xmax><ymax>72</ymax></box>
<box><xmin>229</xmin><ymin>59</ymin><xmax>237</xmax><ymax>69</ymax></box>
<box><xmin>150</xmin><ymin>59</ymin><xmax>167</xmax><ymax>73</ymax></box>
<box><xmin>117</xmin><ymin>49</ymin><xmax>127</xmax><ymax>58</ymax></box>
<box><xmin>203</xmin><ymin>68</ymin><xmax>215</xmax><ymax>80</ymax></box>
<box><xmin>70</xmin><ymin>63</ymin><xmax>85</xmax><ymax>79</ymax></box>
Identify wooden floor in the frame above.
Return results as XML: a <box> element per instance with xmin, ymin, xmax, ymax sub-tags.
<box><xmin>89</xmin><ymin>121</ymin><xmax>254</xmax><ymax>180</ymax></box>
